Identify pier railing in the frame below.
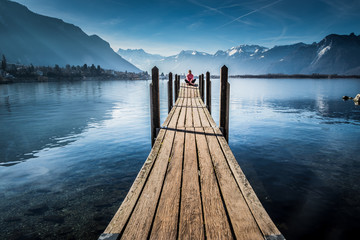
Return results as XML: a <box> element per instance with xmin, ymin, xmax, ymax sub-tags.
<box><xmin>150</xmin><ymin>65</ymin><xmax>230</xmax><ymax>145</ymax></box>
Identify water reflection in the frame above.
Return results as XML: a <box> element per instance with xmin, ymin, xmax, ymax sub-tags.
<box><xmin>0</xmin><ymin>78</ymin><xmax>360</xmax><ymax>240</ymax></box>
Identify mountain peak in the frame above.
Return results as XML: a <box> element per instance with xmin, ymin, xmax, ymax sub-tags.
<box><xmin>118</xmin><ymin>48</ymin><xmax>146</xmax><ymax>53</ymax></box>
<box><xmin>0</xmin><ymin>0</ymin><xmax>141</xmax><ymax>72</ymax></box>
<box><xmin>225</xmin><ymin>45</ymin><xmax>268</xmax><ymax>57</ymax></box>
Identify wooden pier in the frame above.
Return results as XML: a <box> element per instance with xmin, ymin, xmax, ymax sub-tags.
<box><xmin>99</xmin><ymin>67</ymin><xmax>284</xmax><ymax>240</ymax></box>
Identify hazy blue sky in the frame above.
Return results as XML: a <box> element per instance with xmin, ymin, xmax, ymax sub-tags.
<box><xmin>13</xmin><ymin>0</ymin><xmax>360</xmax><ymax>56</ymax></box>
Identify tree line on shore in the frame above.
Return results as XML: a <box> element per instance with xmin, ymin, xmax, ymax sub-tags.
<box><xmin>0</xmin><ymin>54</ymin><xmax>149</xmax><ymax>82</ymax></box>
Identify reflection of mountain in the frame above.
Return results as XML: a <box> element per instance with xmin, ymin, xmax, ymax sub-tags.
<box><xmin>0</xmin><ymin>0</ymin><xmax>141</xmax><ymax>72</ymax></box>
<box><xmin>0</xmin><ymin>82</ymin><xmax>114</xmax><ymax>166</ymax></box>
<box><xmin>118</xmin><ymin>34</ymin><xmax>360</xmax><ymax>75</ymax></box>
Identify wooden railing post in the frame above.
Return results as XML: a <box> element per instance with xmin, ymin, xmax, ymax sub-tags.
<box><xmin>201</xmin><ymin>73</ymin><xmax>205</xmax><ymax>102</ymax></box>
<box><xmin>177</xmin><ymin>75</ymin><xmax>180</xmax><ymax>95</ymax></box>
<box><xmin>219</xmin><ymin>65</ymin><xmax>230</xmax><ymax>142</ymax></box>
<box><xmin>206</xmin><ymin>71</ymin><xmax>211</xmax><ymax>114</ymax></box>
<box><xmin>199</xmin><ymin>74</ymin><xmax>202</xmax><ymax>98</ymax></box>
<box><xmin>174</xmin><ymin>74</ymin><xmax>178</xmax><ymax>101</ymax></box>
<box><xmin>150</xmin><ymin>66</ymin><xmax>160</xmax><ymax>146</ymax></box>
<box><xmin>168</xmin><ymin>72</ymin><xmax>173</xmax><ymax>113</ymax></box>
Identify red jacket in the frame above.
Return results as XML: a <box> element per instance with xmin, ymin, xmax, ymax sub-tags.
<box><xmin>186</xmin><ymin>73</ymin><xmax>194</xmax><ymax>81</ymax></box>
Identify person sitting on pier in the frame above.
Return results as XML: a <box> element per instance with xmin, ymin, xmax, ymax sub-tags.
<box><xmin>185</xmin><ymin>70</ymin><xmax>196</xmax><ymax>86</ymax></box>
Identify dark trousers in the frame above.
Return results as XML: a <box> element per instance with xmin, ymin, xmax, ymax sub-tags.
<box><xmin>185</xmin><ymin>79</ymin><xmax>196</xmax><ymax>84</ymax></box>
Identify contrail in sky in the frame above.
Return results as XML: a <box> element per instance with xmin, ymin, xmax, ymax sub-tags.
<box><xmin>217</xmin><ymin>0</ymin><xmax>284</xmax><ymax>29</ymax></box>
<box><xmin>188</xmin><ymin>0</ymin><xmax>250</xmax><ymax>25</ymax></box>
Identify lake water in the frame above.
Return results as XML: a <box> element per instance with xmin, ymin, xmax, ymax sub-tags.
<box><xmin>1</xmin><ymin>78</ymin><xmax>360</xmax><ymax>240</ymax></box>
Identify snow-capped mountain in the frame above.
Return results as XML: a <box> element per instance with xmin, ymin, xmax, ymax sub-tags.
<box><xmin>263</xmin><ymin>33</ymin><xmax>360</xmax><ymax>74</ymax></box>
<box><xmin>215</xmin><ymin>45</ymin><xmax>268</xmax><ymax>58</ymax></box>
<box><xmin>0</xmin><ymin>0</ymin><xmax>141</xmax><ymax>72</ymax></box>
<box><xmin>118</xmin><ymin>34</ymin><xmax>360</xmax><ymax>75</ymax></box>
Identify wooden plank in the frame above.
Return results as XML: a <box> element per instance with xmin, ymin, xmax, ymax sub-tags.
<box><xmin>185</xmin><ymin>86</ymin><xmax>193</xmax><ymax>127</ymax></box>
<box><xmin>168</xmin><ymin>94</ymin><xmax>184</xmax><ymax>129</ymax></box>
<box><xmin>195</xmin><ymin>97</ymin><xmax>211</xmax><ymax>128</ymax></box>
<box><xmin>177</xmin><ymin>85</ymin><xmax>187</xmax><ymax>128</ymax></box>
<box><xmin>163</xmin><ymin>86</ymin><xmax>185</xmax><ymax>128</ymax></box>
<box><xmin>204</xmin><ymin>127</ymin><xmax>264</xmax><ymax>240</ymax></box>
<box><xmin>197</xmin><ymin>93</ymin><xmax>217</xmax><ymax>128</ymax></box>
<box><xmin>149</xmin><ymin>127</ymin><xmax>185</xmax><ymax>240</ymax></box>
<box><xmin>105</xmin><ymin>93</ymin><xmax>183</xmax><ymax>234</ymax></box>
<box><xmin>195</xmin><ymin>127</ymin><xmax>233</xmax><ymax>239</ymax></box>
<box><xmin>162</xmin><ymin>101</ymin><xmax>178</xmax><ymax>127</ymax></box>
<box><xmin>179</xmin><ymin>127</ymin><xmax>204</xmax><ymax>239</ymax></box>
<box><xmin>177</xmin><ymin>81</ymin><xmax>182</xmax><ymax>99</ymax></box>
<box><xmin>192</xmin><ymin>97</ymin><xmax>201</xmax><ymax>128</ymax></box>
<box><xmin>118</xmin><ymin>96</ymin><xmax>184</xmax><ymax>239</ymax></box>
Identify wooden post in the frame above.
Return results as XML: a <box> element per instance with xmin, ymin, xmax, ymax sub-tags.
<box><xmin>206</xmin><ymin>71</ymin><xmax>211</xmax><ymax>114</ymax></box>
<box><xmin>219</xmin><ymin>65</ymin><xmax>230</xmax><ymax>142</ymax></box>
<box><xmin>150</xmin><ymin>66</ymin><xmax>160</xmax><ymax>146</ymax></box>
<box><xmin>174</xmin><ymin>74</ymin><xmax>178</xmax><ymax>101</ymax></box>
<box><xmin>177</xmin><ymin>75</ymin><xmax>180</xmax><ymax>94</ymax></box>
<box><xmin>199</xmin><ymin>75</ymin><xmax>202</xmax><ymax>99</ymax></box>
<box><xmin>177</xmin><ymin>75</ymin><xmax>180</xmax><ymax>98</ymax></box>
<box><xmin>168</xmin><ymin>72</ymin><xmax>173</xmax><ymax>113</ymax></box>
<box><xmin>201</xmin><ymin>73</ymin><xmax>205</xmax><ymax>102</ymax></box>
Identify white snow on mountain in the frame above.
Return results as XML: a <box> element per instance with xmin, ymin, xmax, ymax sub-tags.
<box><xmin>318</xmin><ymin>46</ymin><xmax>331</xmax><ymax>58</ymax></box>
<box><xmin>312</xmin><ymin>44</ymin><xmax>332</xmax><ymax>64</ymax></box>
<box><xmin>229</xmin><ymin>49</ymin><xmax>237</xmax><ymax>56</ymax></box>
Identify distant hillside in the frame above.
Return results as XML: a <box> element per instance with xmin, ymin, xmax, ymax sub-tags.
<box><xmin>118</xmin><ymin>34</ymin><xmax>360</xmax><ymax>75</ymax></box>
<box><xmin>117</xmin><ymin>48</ymin><xmax>164</xmax><ymax>73</ymax></box>
<box><xmin>267</xmin><ymin>33</ymin><xmax>360</xmax><ymax>75</ymax></box>
<box><xmin>0</xmin><ymin>0</ymin><xmax>141</xmax><ymax>72</ymax></box>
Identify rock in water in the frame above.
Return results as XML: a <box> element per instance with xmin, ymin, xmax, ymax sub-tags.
<box><xmin>343</xmin><ymin>96</ymin><xmax>350</xmax><ymax>100</ymax></box>
<box><xmin>354</xmin><ymin>94</ymin><xmax>360</xmax><ymax>102</ymax></box>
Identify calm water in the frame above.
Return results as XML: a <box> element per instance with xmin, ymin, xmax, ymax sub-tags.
<box><xmin>1</xmin><ymin>79</ymin><xmax>360</xmax><ymax>240</ymax></box>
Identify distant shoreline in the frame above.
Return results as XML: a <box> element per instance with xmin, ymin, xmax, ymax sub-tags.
<box><xmin>0</xmin><ymin>76</ymin><xmax>149</xmax><ymax>84</ymax></box>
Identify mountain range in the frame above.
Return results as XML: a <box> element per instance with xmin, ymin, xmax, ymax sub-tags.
<box><xmin>1</xmin><ymin>0</ymin><xmax>359</xmax><ymax>75</ymax></box>
<box><xmin>118</xmin><ymin>34</ymin><xmax>360</xmax><ymax>75</ymax></box>
<box><xmin>0</xmin><ymin>0</ymin><xmax>141</xmax><ymax>72</ymax></box>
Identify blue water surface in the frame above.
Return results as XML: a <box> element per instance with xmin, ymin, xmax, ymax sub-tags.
<box><xmin>0</xmin><ymin>78</ymin><xmax>360</xmax><ymax>240</ymax></box>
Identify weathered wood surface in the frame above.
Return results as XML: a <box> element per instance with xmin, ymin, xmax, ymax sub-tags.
<box><xmin>219</xmin><ymin>65</ymin><xmax>230</xmax><ymax>142</ymax></box>
<box><xmin>206</xmin><ymin>71</ymin><xmax>211</xmax><ymax>114</ymax></box>
<box><xmin>168</xmin><ymin>72</ymin><xmax>173</xmax><ymax>113</ymax></box>
<box><xmin>150</xmin><ymin>67</ymin><xmax>160</xmax><ymax>146</ymax></box>
<box><xmin>101</xmin><ymin>83</ymin><xmax>284</xmax><ymax>240</ymax></box>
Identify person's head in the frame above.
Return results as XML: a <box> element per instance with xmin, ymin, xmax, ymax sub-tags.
<box><xmin>188</xmin><ymin>70</ymin><xmax>192</xmax><ymax>74</ymax></box>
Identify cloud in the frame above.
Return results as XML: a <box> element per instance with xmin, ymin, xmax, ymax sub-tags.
<box><xmin>320</xmin><ymin>0</ymin><xmax>360</xmax><ymax>16</ymax></box>
<box><xmin>187</xmin><ymin>21</ymin><xmax>202</xmax><ymax>30</ymax></box>
<box><xmin>101</xmin><ymin>17</ymin><xmax>124</xmax><ymax>26</ymax></box>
